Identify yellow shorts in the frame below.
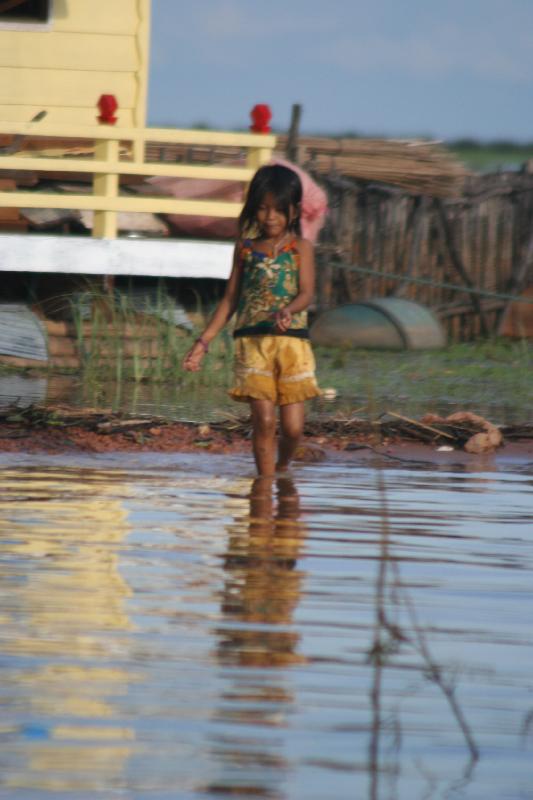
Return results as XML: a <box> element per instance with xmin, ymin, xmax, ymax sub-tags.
<box><xmin>229</xmin><ymin>335</ymin><xmax>321</xmax><ymax>406</ymax></box>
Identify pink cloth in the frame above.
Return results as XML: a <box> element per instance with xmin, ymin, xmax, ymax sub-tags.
<box><xmin>145</xmin><ymin>176</ymin><xmax>242</xmax><ymax>239</ymax></box>
<box><xmin>146</xmin><ymin>159</ymin><xmax>328</xmax><ymax>243</ymax></box>
<box><xmin>271</xmin><ymin>158</ymin><xmax>328</xmax><ymax>243</ymax></box>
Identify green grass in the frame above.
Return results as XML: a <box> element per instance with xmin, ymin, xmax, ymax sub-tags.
<box><xmin>68</xmin><ymin>291</ymin><xmax>235</xmax><ymax>387</ymax></box>
<box><xmin>447</xmin><ymin>141</ymin><xmax>533</xmax><ymax>172</ymax></box>
<box><xmin>2</xmin><ymin>332</ymin><xmax>531</xmax><ymax>425</ymax></box>
<box><xmin>72</xmin><ymin>339</ymin><xmax>533</xmax><ymax>425</ymax></box>
<box><xmin>314</xmin><ymin>340</ymin><xmax>533</xmax><ymax>423</ymax></box>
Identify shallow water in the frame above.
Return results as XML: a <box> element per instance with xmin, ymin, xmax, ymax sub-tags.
<box><xmin>0</xmin><ymin>452</ymin><xmax>532</xmax><ymax>799</ymax></box>
<box><xmin>0</xmin><ymin>372</ymin><xmax>529</xmax><ymax>425</ymax></box>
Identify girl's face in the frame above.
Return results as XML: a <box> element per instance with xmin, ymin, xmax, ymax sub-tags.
<box><xmin>256</xmin><ymin>192</ymin><xmax>295</xmax><ymax>239</ymax></box>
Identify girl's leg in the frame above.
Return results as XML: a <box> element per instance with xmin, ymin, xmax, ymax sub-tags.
<box><xmin>277</xmin><ymin>402</ymin><xmax>305</xmax><ymax>471</ymax></box>
<box><xmin>250</xmin><ymin>399</ymin><xmax>277</xmax><ymax>476</ymax></box>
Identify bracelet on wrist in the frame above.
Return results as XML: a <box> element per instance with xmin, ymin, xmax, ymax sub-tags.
<box><xmin>195</xmin><ymin>336</ymin><xmax>209</xmax><ymax>353</ymax></box>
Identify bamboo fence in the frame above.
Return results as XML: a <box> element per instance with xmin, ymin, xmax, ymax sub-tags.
<box><xmin>312</xmin><ymin>168</ymin><xmax>533</xmax><ymax>341</ymax></box>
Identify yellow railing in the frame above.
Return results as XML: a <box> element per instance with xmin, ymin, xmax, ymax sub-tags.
<box><xmin>0</xmin><ymin>122</ymin><xmax>276</xmax><ymax>238</ymax></box>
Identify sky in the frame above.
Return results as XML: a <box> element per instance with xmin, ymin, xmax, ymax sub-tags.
<box><xmin>148</xmin><ymin>0</ymin><xmax>533</xmax><ymax>142</ymax></box>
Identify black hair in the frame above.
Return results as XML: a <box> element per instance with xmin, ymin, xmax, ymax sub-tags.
<box><xmin>238</xmin><ymin>164</ymin><xmax>303</xmax><ymax>237</ymax></box>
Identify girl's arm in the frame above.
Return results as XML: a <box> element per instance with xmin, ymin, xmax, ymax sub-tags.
<box><xmin>182</xmin><ymin>244</ymin><xmax>243</xmax><ymax>371</ymax></box>
<box><xmin>274</xmin><ymin>238</ymin><xmax>315</xmax><ymax>332</ymax></box>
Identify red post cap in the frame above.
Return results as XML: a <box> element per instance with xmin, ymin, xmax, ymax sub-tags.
<box><xmin>97</xmin><ymin>94</ymin><xmax>118</xmax><ymax>125</ymax></box>
<box><xmin>250</xmin><ymin>104</ymin><xmax>272</xmax><ymax>133</ymax></box>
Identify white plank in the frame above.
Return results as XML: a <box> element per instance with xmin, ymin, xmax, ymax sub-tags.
<box><xmin>0</xmin><ymin>234</ymin><xmax>234</xmax><ymax>280</ymax></box>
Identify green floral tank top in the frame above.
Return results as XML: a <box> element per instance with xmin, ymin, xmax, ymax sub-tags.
<box><xmin>233</xmin><ymin>238</ymin><xmax>309</xmax><ymax>338</ymax></box>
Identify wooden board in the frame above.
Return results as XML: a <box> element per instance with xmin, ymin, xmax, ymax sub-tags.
<box><xmin>0</xmin><ymin>0</ymin><xmax>149</xmax><ymax>126</ymax></box>
<box><xmin>53</xmin><ymin>0</ymin><xmax>139</xmax><ymax>35</ymax></box>
<box><xmin>0</xmin><ymin>31</ymin><xmax>137</xmax><ymax>71</ymax></box>
<box><xmin>0</xmin><ymin>233</ymin><xmax>234</xmax><ymax>279</ymax></box>
<box><xmin>0</xmin><ymin>105</ymin><xmax>135</xmax><ymax>126</ymax></box>
<box><xmin>0</xmin><ymin>68</ymin><xmax>136</xmax><ymax>107</ymax></box>
<box><xmin>499</xmin><ymin>288</ymin><xmax>533</xmax><ymax>338</ymax></box>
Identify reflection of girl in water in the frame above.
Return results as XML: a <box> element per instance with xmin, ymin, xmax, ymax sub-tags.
<box><xmin>219</xmin><ymin>476</ymin><xmax>307</xmax><ymax>668</ymax></box>
<box><xmin>207</xmin><ymin>479</ymin><xmax>306</xmax><ymax>800</ymax></box>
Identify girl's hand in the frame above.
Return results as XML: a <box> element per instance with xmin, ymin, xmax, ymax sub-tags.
<box><xmin>273</xmin><ymin>308</ymin><xmax>292</xmax><ymax>332</ymax></box>
<box><xmin>182</xmin><ymin>340</ymin><xmax>207</xmax><ymax>372</ymax></box>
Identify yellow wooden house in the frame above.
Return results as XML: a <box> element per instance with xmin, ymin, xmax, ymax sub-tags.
<box><xmin>0</xmin><ymin>0</ymin><xmax>275</xmax><ymax>279</ymax></box>
<box><xmin>0</xmin><ymin>0</ymin><xmax>150</xmax><ymax>128</ymax></box>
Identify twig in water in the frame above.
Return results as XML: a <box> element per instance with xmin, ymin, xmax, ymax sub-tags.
<box><xmin>384</xmin><ymin>410</ymin><xmax>455</xmax><ymax>440</ymax></box>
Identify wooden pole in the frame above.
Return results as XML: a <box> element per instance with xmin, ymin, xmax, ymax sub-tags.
<box><xmin>496</xmin><ymin>224</ymin><xmax>533</xmax><ymax>334</ymax></box>
<box><xmin>394</xmin><ymin>196</ymin><xmax>425</xmax><ymax>297</ymax></box>
<box><xmin>92</xmin><ymin>138</ymin><xmax>119</xmax><ymax>239</ymax></box>
<box><xmin>286</xmin><ymin>104</ymin><xmax>302</xmax><ymax>164</ymax></box>
<box><xmin>435</xmin><ymin>199</ymin><xmax>488</xmax><ymax>336</ymax></box>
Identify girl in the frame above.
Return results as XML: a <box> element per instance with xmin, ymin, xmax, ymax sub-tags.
<box><xmin>183</xmin><ymin>164</ymin><xmax>321</xmax><ymax>476</ymax></box>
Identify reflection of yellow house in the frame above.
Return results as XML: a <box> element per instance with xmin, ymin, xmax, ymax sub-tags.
<box><xmin>0</xmin><ymin>0</ymin><xmax>150</xmax><ymax>127</ymax></box>
<box><xmin>0</xmin><ymin>467</ymin><xmax>137</xmax><ymax>792</ymax></box>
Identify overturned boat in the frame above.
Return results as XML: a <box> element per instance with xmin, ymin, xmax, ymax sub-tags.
<box><xmin>310</xmin><ymin>298</ymin><xmax>446</xmax><ymax>350</ymax></box>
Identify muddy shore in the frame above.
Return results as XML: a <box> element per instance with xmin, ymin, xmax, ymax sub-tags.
<box><xmin>1</xmin><ymin>406</ymin><xmax>532</xmax><ymax>468</ymax></box>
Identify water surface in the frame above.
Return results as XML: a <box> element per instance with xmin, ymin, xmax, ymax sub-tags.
<box><xmin>0</xmin><ymin>453</ymin><xmax>532</xmax><ymax>799</ymax></box>
<box><xmin>1</xmin><ymin>371</ymin><xmax>530</xmax><ymax>425</ymax></box>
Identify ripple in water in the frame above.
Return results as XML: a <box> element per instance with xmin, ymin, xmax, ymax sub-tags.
<box><xmin>0</xmin><ymin>453</ymin><xmax>532</xmax><ymax>799</ymax></box>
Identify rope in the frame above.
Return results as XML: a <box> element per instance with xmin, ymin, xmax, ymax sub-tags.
<box><xmin>325</xmin><ymin>261</ymin><xmax>533</xmax><ymax>305</ymax></box>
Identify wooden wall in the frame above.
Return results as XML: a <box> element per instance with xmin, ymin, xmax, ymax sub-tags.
<box><xmin>315</xmin><ymin>171</ymin><xmax>533</xmax><ymax>341</ymax></box>
<box><xmin>0</xmin><ymin>0</ymin><xmax>150</xmax><ymax>127</ymax></box>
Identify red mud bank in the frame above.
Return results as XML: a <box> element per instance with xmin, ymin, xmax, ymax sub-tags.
<box><xmin>0</xmin><ymin>406</ymin><xmax>532</xmax><ymax>466</ymax></box>
<box><xmin>0</xmin><ymin>419</ymin><xmax>249</xmax><ymax>456</ymax></box>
